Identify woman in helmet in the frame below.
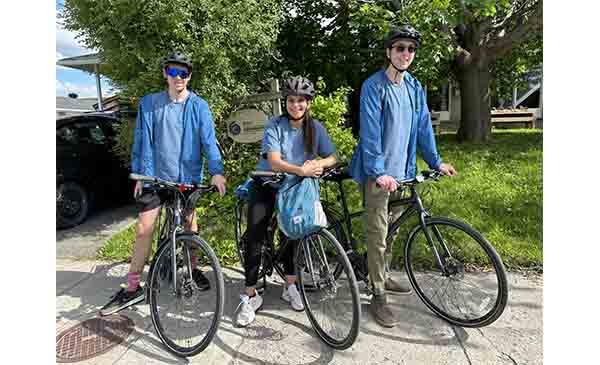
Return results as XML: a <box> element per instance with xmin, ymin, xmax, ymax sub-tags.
<box><xmin>235</xmin><ymin>76</ymin><xmax>338</xmax><ymax>327</ymax></box>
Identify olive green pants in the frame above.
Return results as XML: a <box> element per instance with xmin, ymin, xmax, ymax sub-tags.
<box><xmin>363</xmin><ymin>178</ymin><xmax>405</xmax><ymax>295</ymax></box>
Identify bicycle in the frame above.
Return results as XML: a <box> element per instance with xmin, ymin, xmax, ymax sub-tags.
<box><xmin>321</xmin><ymin>163</ymin><xmax>509</xmax><ymax>328</ymax></box>
<box><xmin>234</xmin><ymin>169</ymin><xmax>361</xmax><ymax>350</ymax></box>
<box><xmin>129</xmin><ymin>173</ymin><xmax>225</xmax><ymax>357</ymax></box>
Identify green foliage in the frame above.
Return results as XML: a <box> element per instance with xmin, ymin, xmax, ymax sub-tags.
<box><xmin>311</xmin><ymin>79</ymin><xmax>357</xmax><ymax>161</ymax></box>
<box><xmin>62</xmin><ymin>0</ymin><xmax>282</xmax><ymax>117</ymax></box>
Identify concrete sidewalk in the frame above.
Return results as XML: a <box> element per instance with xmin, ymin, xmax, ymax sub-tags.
<box><xmin>56</xmin><ymin>259</ymin><xmax>542</xmax><ymax>364</ymax></box>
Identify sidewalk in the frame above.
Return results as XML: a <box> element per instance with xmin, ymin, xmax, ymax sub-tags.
<box><xmin>56</xmin><ymin>259</ymin><xmax>543</xmax><ymax>364</ymax></box>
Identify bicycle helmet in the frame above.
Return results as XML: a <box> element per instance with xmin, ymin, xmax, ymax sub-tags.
<box><xmin>384</xmin><ymin>24</ymin><xmax>422</xmax><ymax>49</ymax></box>
<box><xmin>281</xmin><ymin>76</ymin><xmax>316</xmax><ymax>100</ymax></box>
<box><xmin>161</xmin><ymin>50</ymin><xmax>193</xmax><ymax>71</ymax></box>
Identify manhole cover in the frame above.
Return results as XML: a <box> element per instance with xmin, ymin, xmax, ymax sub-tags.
<box><xmin>56</xmin><ymin>314</ymin><xmax>134</xmax><ymax>363</ymax></box>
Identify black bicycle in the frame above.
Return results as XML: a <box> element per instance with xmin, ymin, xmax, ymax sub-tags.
<box><xmin>130</xmin><ymin>173</ymin><xmax>225</xmax><ymax>357</ymax></box>
<box><xmin>234</xmin><ymin>169</ymin><xmax>361</xmax><ymax>350</ymax></box>
<box><xmin>321</xmin><ymin>163</ymin><xmax>509</xmax><ymax>328</ymax></box>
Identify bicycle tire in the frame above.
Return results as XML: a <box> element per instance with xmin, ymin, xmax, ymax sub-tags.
<box><xmin>296</xmin><ymin>229</ymin><xmax>361</xmax><ymax>350</ymax></box>
<box><xmin>148</xmin><ymin>234</ymin><xmax>225</xmax><ymax>357</ymax></box>
<box><xmin>404</xmin><ymin>217</ymin><xmax>508</xmax><ymax>328</ymax></box>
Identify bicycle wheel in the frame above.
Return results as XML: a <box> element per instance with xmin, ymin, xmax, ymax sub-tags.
<box><xmin>404</xmin><ymin>217</ymin><xmax>508</xmax><ymax>327</ymax></box>
<box><xmin>296</xmin><ymin>229</ymin><xmax>361</xmax><ymax>350</ymax></box>
<box><xmin>148</xmin><ymin>233</ymin><xmax>225</xmax><ymax>357</ymax></box>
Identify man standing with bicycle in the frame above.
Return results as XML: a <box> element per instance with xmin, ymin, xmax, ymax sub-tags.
<box><xmin>350</xmin><ymin>25</ymin><xmax>457</xmax><ymax>328</ymax></box>
<box><xmin>100</xmin><ymin>50</ymin><xmax>226</xmax><ymax>316</ymax></box>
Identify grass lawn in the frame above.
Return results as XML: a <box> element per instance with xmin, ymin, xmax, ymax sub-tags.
<box><xmin>100</xmin><ymin>129</ymin><xmax>542</xmax><ymax>271</ymax></box>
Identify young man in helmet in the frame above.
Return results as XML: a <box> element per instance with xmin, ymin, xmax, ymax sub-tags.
<box><xmin>234</xmin><ymin>76</ymin><xmax>338</xmax><ymax>327</ymax></box>
<box><xmin>100</xmin><ymin>50</ymin><xmax>227</xmax><ymax>316</ymax></box>
<box><xmin>350</xmin><ymin>25</ymin><xmax>457</xmax><ymax>328</ymax></box>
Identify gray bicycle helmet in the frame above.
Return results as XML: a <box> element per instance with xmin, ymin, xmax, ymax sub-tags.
<box><xmin>384</xmin><ymin>24</ymin><xmax>422</xmax><ymax>49</ymax></box>
<box><xmin>161</xmin><ymin>50</ymin><xmax>193</xmax><ymax>71</ymax></box>
<box><xmin>281</xmin><ymin>76</ymin><xmax>316</xmax><ymax>100</ymax></box>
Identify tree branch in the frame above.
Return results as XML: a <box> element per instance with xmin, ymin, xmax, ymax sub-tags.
<box><xmin>486</xmin><ymin>0</ymin><xmax>542</xmax><ymax>61</ymax></box>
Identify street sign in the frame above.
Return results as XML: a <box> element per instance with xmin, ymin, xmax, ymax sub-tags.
<box><xmin>226</xmin><ymin>108</ymin><xmax>269</xmax><ymax>143</ymax></box>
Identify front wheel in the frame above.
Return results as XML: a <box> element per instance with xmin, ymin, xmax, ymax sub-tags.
<box><xmin>148</xmin><ymin>234</ymin><xmax>224</xmax><ymax>357</ymax></box>
<box><xmin>296</xmin><ymin>229</ymin><xmax>361</xmax><ymax>350</ymax></box>
<box><xmin>404</xmin><ymin>217</ymin><xmax>508</xmax><ymax>328</ymax></box>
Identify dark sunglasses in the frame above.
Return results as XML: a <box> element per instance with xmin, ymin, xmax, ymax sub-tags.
<box><xmin>165</xmin><ymin>66</ymin><xmax>190</xmax><ymax>79</ymax></box>
<box><xmin>393</xmin><ymin>45</ymin><xmax>417</xmax><ymax>54</ymax></box>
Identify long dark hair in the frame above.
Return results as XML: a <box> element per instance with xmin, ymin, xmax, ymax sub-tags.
<box><xmin>282</xmin><ymin>102</ymin><xmax>315</xmax><ymax>156</ymax></box>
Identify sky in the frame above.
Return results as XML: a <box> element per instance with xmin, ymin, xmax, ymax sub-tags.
<box><xmin>56</xmin><ymin>0</ymin><xmax>115</xmax><ymax>98</ymax></box>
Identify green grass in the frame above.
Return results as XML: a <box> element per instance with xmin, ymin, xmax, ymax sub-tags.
<box><xmin>100</xmin><ymin>129</ymin><xmax>543</xmax><ymax>271</ymax></box>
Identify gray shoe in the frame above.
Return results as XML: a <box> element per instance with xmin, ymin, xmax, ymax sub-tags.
<box><xmin>385</xmin><ymin>277</ymin><xmax>412</xmax><ymax>295</ymax></box>
<box><xmin>369</xmin><ymin>294</ymin><xmax>398</xmax><ymax>328</ymax></box>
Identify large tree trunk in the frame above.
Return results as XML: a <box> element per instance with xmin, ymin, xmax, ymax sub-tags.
<box><xmin>454</xmin><ymin>20</ymin><xmax>492</xmax><ymax>143</ymax></box>
<box><xmin>456</xmin><ymin>62</ymin><xmax>492</xmax><ymax>142</ymax></box>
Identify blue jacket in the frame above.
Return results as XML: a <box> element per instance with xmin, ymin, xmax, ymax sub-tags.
<box><xmin>131</xmin><ymin>90</ymin><xmax>224</xmax><ymax>184</ymax></box>
<box><xmin>350</xmin><ymin>69</ymin><xmax>442</xmax><ymax>184</ymax></box>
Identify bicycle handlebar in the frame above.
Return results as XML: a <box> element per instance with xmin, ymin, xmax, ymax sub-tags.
<box><xmin>129</xmin><ymin>173</ymin><xmax>218</xmax><ymax>193</ymax></box>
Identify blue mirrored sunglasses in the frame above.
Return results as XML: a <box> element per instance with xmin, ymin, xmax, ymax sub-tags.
<box><xmin>165</xmin><ymin>67</ymin><xmax>190</xmax><ymax>79</ymax></box>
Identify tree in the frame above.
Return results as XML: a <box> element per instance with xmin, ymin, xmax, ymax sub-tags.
<box><xmin>389</xmin><ymin>0</ymin><xmax>543</xmax><ymax>142</ymax></box>
<box><xmin>275</xmin><ymin>0</ymin><xmax>542</xmax><ymax>142</ymax></box>
<box><xmin>61</xmin><ymin>0</ymin><xmax>282</xmax><ymax>118</ymax></box>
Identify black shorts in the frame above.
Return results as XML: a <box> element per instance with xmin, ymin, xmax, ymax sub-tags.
<box><xmin>135</xmin><ymin>190</ymin><xmax>169</xmax><ymax>213</ymax></box>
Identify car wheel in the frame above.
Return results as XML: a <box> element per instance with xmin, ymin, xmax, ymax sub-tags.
<box><xmin>57</xmin><ymin>182</ymin><xmax>90</xmax><ymax>229</ymax></box>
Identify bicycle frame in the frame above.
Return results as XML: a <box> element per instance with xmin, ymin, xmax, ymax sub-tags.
<box><xmin>328</xmin><ymin>179</ymin><xmax>454</xmax><ymax>277</ymax></box>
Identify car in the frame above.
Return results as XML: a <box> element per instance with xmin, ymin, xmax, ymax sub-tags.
<box><xmin>57</xmin><ymin>112</ymin><xmax>133</xmax><ymax>229</ymax></box>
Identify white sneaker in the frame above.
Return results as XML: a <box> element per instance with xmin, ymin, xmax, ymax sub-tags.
<box><xmin>235</xmin><ymin>293</ymin><xmax>263</xmax><ymax>327</ymax></box>
<box><xmin>281</xmin><ymin>284</ymin><xmax>304</xmax><ymax>311</ymax></box>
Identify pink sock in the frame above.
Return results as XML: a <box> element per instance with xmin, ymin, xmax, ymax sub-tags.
<box><xmin>127</xmin><ymin>272</ymin><xmax>141</xmax><ymax>292</ymax></box>
<box><xmin>190</xmin><ymin>254</ymin><xmax>198</xmax><ymax>270</ymax></box>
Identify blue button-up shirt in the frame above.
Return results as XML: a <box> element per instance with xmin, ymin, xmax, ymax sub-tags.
<box><xmin>350</xmin><ymin>70</ymin><xmax>442</xmax><ymax>184</ymax></box>
<box><xmin>131</xmin><ymin>90</ymin><xmax>224</xmax><ymax>184</ymax></box>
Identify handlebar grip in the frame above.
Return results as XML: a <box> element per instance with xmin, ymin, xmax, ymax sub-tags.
<box><xmin>129</xmin><ymin>173</ymin><xmax>155</xmax><ymax>182</ymax></box>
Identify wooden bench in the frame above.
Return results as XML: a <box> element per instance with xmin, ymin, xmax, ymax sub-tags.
<box><xmin>491</xmin><ymin>109</ymin><xmax>536</xmax><ymax>129</ymax></box>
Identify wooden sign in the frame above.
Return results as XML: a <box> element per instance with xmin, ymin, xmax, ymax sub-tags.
<box><xmin>226</xmin><ymin>108</ymin><xmax>269</xmax><ymax>143</ymax></box>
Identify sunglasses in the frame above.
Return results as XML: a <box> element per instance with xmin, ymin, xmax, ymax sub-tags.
<box><xmin>165</xmin><ymin>66</ymin><xmax>190</xmax><ymax>79</ymax></box>
<box><xmin>393</xmin><ymin>45</ymin><xmax>417</xmax><ymax>54</ymax></box>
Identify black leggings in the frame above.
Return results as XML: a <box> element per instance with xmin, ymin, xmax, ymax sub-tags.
<box><xmin>244</xmin><ymin>182</ymin><xmax>297</xmax><ymax>287</ymax></box>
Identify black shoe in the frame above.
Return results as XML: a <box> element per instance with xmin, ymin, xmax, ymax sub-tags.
<box><xmin>192</xmin><ymin>268</ymin><xmax>211</xmax><ymax>291</ymax></box>
<box><xmin>369</xmin><ymin>294</ymin><xmax>398</xmax><ymax>328</ymax></box>
<box><xmin>99</xmin><ymin>286</ymin><xmax>145</xmax><ymax>316</ymax></box>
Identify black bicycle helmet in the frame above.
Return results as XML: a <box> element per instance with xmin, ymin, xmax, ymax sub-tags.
<box><xmin>383</xmin><ymin>24</ymin><xmax>422</xmax><ymax>49</ymax></box>
<box><xmin>161</xmin><ymin>50</ymin><xmax>193</xmax><ymax>71</ymax></box>
<box><xmin>281</xmin><ymin>76</ymin><xmax>316</xmax><ymax>100</ymax></box>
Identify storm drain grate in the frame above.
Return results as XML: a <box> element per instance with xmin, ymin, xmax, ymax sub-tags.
<box><xmin>56</xmin><ymin>314</ymin><xmax>134</xmax><ymax>363</ymax></box>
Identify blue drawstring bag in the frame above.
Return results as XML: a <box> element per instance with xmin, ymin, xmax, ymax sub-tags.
<box><xmin>234</xmin><ymin>178</ymin><xmax>254</xmax><ymax>202</ymax></box>
<box><xmin>276</xmin><ymin>176</ymin><xmax>328</xmax><ymax>240</ymax></box>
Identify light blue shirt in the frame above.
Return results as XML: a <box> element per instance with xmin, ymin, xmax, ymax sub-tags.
<box><xmin>154</xmin><ymin>92</ymin><xmax>186</xmax><ymax>182</ymax></box>
<box><xmin>350</xmin><ymin>70</ymin><xmax>442</xmax><ymax>184</ymax></box>
<box><xmin>256</xmin><ymin>115</ymin><xmax>336</xmax><ymax>172</ymax></box>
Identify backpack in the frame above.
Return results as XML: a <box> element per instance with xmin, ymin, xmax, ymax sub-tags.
<box><xmin>276</xmin><ymin>176</ymin><xmax>328</xmax><ymax>240</ymax></box>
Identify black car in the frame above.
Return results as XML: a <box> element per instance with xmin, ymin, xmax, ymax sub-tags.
<box><xmin>57</xmin><ymin>112</ymin><xmax>133</xmax><ymax>229</ymax></box>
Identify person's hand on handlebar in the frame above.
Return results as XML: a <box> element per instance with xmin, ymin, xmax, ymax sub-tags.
<box><xmin>133</xmin><ymin>181</ymin><xmax>143</xmax><ymax>199</ymax></box>
<box><xmin>211</xmin><ymin>174</ymin><xmax>227</xmax><ymax>196</ymax></box>
<box><xmin>301</xmin><ymin>160</ymin><xmax>323</xmax><ymax>177</ymax></box>
<box><xmin>438</xmin><ymin>163</ymin><xmax>457</xmax><ymax>177</ymax></box>
<box><xmin>376</xmin><ymin>175</ymin><xmax>398</xmax><ymax>192</ymax></box>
